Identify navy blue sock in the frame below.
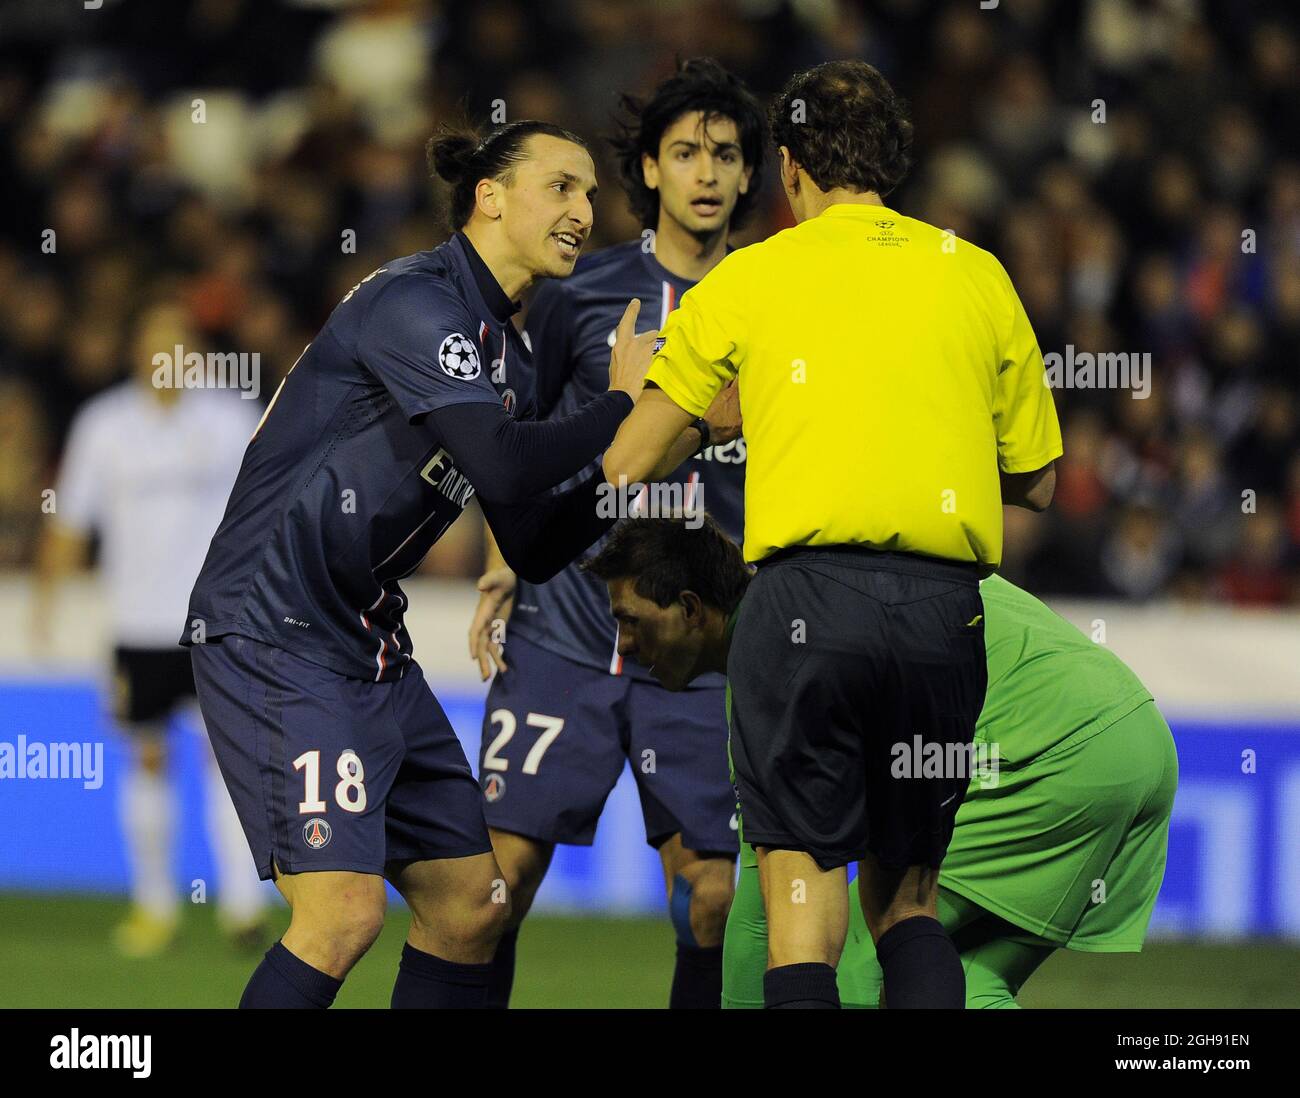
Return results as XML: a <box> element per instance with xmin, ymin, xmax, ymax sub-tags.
<box><xmin>763</xmin><ymin>962</ymin><xmax>840</xmax><ymax>1009</ymax></box>
<box><xmin>239</xmin><ymin>941</ymin><xmax>342</xmax><ymax>1009</ymax></box>
<box><xmin>485</xmin><ymin>928</ymin><xmax>519</xmax><ymax>1009</ymax></box>
<box><xmin>875</xmin><ymin>915</ymin><xmax>965</xmax><ymax>1008</ymax></box>
<box><xmin>669</xmin><ymin>942</ymin><xmax>723</xmax><ymax>1009</ymax></box>
<box><xmin>391</xmin><ymin>943</ymin><xmax>492</xmax><ymax>1009</ymax></box>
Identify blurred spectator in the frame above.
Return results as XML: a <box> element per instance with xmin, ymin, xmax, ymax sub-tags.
<box><xmin>1101</xmin><ymin>503</ymin><xmax>1183</xmax><ymax>601</ymax></box>
<box><xmin>0</xmin><ymin>378</ymin><xmax>50</xmax><ymax>568</ymax></box>
<box><xmin>1170</xmin><ymin>432</ymin><xmax>1242</xmax><ymax>573</ymax></box>
<box><xmin>1215</xmin><ymin>498</ymin><xmax>1296</xmax><ymax>606</ymax></box>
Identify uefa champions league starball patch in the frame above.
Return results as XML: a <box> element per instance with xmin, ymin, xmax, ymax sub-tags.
<box><xmin>438</xmin><ymin>332</ymin><xmax>481</xmax><ymax>380</ymax></box>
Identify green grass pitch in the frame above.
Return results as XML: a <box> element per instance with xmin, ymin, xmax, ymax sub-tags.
<box><xmin>2</xmin><ymin>892</ymin><xmax>1297</xmax><ymax>1008</ymax></box>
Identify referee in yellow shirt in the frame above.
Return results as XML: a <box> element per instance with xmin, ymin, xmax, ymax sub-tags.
<box><xmin>603</xmin><ymin>60</ymin><xmax>1062</xmax><ymax>1009</ymax></box>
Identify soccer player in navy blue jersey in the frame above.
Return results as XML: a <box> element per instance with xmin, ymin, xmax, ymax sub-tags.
<box><xmin>183</xmin><ymin>119</ymin><xmax>659</xmax><ymax>1009</ymax></box>
<box><xmin>465</xmin><ymin>59</ymin><xmax>766</xmax><ymax>1008</ymax></box>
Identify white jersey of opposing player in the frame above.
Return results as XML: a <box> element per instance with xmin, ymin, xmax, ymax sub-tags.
<box><xmin>55</xmin><ymin>383</ymin><xmax>260</xmax><ymax>648</ymax></box>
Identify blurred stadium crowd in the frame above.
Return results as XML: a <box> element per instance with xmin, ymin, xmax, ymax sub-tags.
<box><xmin>0</xmin><ymin>0</ymin><xmax>1296</xmax><ymax>602</ymax></box>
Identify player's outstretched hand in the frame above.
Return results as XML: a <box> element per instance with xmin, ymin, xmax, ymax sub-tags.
<box><xmin>608</xmin><ymin>298</ymin><xmax>659</xmax><ymax>399</ymax></box>
<box><xmin>468</xmin><ymin>566</ymin><xmax>516</xmax><ymax>681</ymax></box>
<box><xmin>705</xmin><ymin>379</ymin><xmax>742</xmax><ymax>444</ymax></box>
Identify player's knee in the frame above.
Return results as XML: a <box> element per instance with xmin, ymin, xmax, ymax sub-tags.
<box><xmin>694</xmin><ymin>872</ymin><xmax>734</xmax><ymax>938</ymax></box>
<box><xmin>672</xmin><ymin>866</ymin><xmax>734</xmax><ymax>948</ymax></box>
<box><xmin>495</xmin><ymin>857</ymin><xmax>538</xmax><ymax>906</ymax></box>
<box><xmin>286</xmin><ymin>886</ymin><xmax>386</xmax><ymax>974</ymax></box>
<box><xmin>488</xmin><ymin>834</ymin><xmax>549</xmax><ymax>927</ymax></box>
<box><xmin>473</xmin><ymin>887</ymin><xmax>512</xmax><ymax>943</ymax></box>
<box><xmin>433</xmin><ymin>888</ymin><xmax>510</xmax><ymax>955</ymax></box>
<box><xmin>311</xmin><ymin>889</ymin><xmax>387</xmax><ymax>953</ymax></box>
<box><xmin>333</xmin><ymin>897</ymin><xmax>388</xmax><ymax>956</ymax></box>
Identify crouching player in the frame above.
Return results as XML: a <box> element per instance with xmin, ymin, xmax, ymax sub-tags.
<box><xmin>582</xmin><ymin>516</ymin><xmax>1179</xmax><ymax>1008</ymax></box>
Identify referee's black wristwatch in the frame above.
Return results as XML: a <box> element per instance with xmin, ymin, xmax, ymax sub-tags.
<box><xmin>689</xmin><ymin>417</ymin><xmax>711</xmax><ymax>454</ymax></box>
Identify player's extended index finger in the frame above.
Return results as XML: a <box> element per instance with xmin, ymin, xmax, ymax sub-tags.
<box><xmin>615</xmin><ymin>298</ymin><xmax>641</xmax><ymax>346</ymax></box>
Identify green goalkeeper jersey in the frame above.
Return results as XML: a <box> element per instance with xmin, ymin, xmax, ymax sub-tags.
<box><xmin>974</xmin><ymin>573</ymin><xmax>1151</xmax><ymax>767</ymax></box>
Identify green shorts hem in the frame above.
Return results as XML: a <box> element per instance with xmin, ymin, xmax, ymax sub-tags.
<box><xmin>1054</xmin><ymin>939</ymin><xmax>1146</xmax><ymax>954</ymax></box>
<box><xmin>942</xmin><ymin>879</ymin><xmax>1148</xmax><ymax>953</ymax></box>
<box><xmin>722</xmin><ymin>996</ymin><xmax>762</xmax><ymax>1010</ymax></box>
<box><xmin>940</xmin><ymin>878</ymin><xmax>1071</xmax><ymax>946</ymax></box>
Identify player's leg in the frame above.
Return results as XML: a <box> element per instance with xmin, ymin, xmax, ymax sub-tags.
<box><xmin>839</xmin><ymin>879</ymin><xmax>964</xmax><ymax>1006</ymax></box>
<box><xmin>658</xmin><ymin>834</ymin><xmax>735</xmax><ymax>1007</ymax></box>
<box><xmin>856</xmin><ymin>855</ymin><xmax>957</xmax><ymax>1007</ymax></box>
<box><xmin>755</xmin><ymin>846</ymin><xmax>849</xmax><ymax>1007</ymax></box>
<box><xmin>721</xmin><ymin>844</ymin><xmax>767</xmax><ymax>1008</ymax></box>
<box><xmin>951</xmin><ymin>912</ymin><xmax>1056</xmax><ymax>1009</ymax></box>
<box><xmin>191</xmin><ymin>633</ymin><xmax>408</xmax><ymax>1008</ymax></box>
<box><xmin>628</xmin><ymin>678</ymin><xmax>738</xmax><ymax>1008</ymax></box>
<box><xmin>382</xmin><ymin>659</ymin><xmax>517</xmax><ymax>1008</ymax></box>
<box><xmin>268</xmin><ymin>866</ymin><xmax>387</xmax><ymax>978</ymax></box>
<box><xmin>475</xmin><ymin>635</ymin><xmax>626</xmax><ymax>1006</ymax></box>
<box><xmin>659</xmin><ymin>835</ymin><xmax>734</xmax><ymax>952</ymax></box>
<box><xmin>840</xmin><ymin>872</ymin><xmax>1056</xmax><ymax>1008</ymax></box>
<box><xmin>179</xmin><ymin>694</ymin><xmax>268</xmax><ymax>948</ymax></box>
<box><xmin>110</xmin><ymin>648</ymin><xmax>179</xmax><ymax>957</ymax></box>
<box><xmin>388</xmin><ymin>851</ymin><xmax>511</xmax><ymax>1008</ymax></box>
<box><xmin>116</xmin><ymin>732</ymin><xmax>180</xmax><ymax>955</ymax></box>
<box><xmin>727</xmin><ymin>562</ymin><xmax>866</xmax><ymax>1009</ymax></box>
<box><xmin>483</xmin><ymin>827</ymin><xmax>554</xmax><ymax>1008</ymax></box>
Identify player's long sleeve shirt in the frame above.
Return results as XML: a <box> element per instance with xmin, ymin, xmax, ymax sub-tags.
<box><xmin>427</xmin><ymin>402</ymin><xmax>626</xmax><ymax>583</ymax></box>
<box><xmin>183</xmin><ymin>233</ymin><xmax>628</xmax><ymax>682</ymax></box>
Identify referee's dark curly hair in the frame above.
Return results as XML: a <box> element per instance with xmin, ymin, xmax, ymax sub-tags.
<box><xmin>769</xmin><ymin>60</ymin><xmax>913</xmax><ymax>198</ymax></box>
<box><xmin>609</xmin><ymin>57</ymin><xmax>767</xmax><ymax>232</ymax></box>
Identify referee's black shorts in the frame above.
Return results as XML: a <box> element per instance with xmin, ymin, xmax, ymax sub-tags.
<box><xmin>727</xmin><ymin>546</ymin><xmax>988</xmax><ymax>872</ymax></box>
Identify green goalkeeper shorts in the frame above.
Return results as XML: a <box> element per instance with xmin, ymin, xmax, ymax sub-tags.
<box><xmin>937</xmin><ymin>698</ymin><xmax>1177</xmax><ymax>950</ymax></box>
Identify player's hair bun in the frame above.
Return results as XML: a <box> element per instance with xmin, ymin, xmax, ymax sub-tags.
<box><xmin>428</xmin><ymin>128</ymin><xmax>481</xmax><ymax>185</ymax></box>
<box><xmin>426</xmin><ymin>119</ymin><xmax>589</xmax><ymax>231</ymax></box>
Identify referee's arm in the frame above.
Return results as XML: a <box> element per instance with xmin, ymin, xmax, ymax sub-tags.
<box><xmin>602</xmin><ymin>383</ymin><xmax>697</xmax><ymax>485</ymax></box>
<box><xmin>992</xmin><ymin>267</ymin><xmax>1062</xmax><ymax>513</ymax></box>
<box><xmin>1001</xmin><ymin>464</ymin><xmax>1055</xmax><ymax>511</ymax></box>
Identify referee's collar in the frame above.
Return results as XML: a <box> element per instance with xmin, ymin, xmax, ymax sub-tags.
<box><xmin>820</xmin><ymin>202</ymin><xmax>898</xmax><ymax>220</ymax></box>
<box><xmin>453</xmin><ymin>231</ymin><xmax>519</xmax><ymax>322</ymax></box>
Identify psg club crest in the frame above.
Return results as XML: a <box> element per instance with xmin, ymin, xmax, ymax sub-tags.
<box><xmin>439</xmin><ymin>332</ymin><xmax>481</xmax><ymax>380</ymax></box>
<box><xmin>483</xmin><ymin>773</ymin><xmax>506</xmax><ymax>803</ymax></box>
<box><xmin>303</xmin><ymin>817</ymin><xmax>332</xmax><ymax>849</ymax></box>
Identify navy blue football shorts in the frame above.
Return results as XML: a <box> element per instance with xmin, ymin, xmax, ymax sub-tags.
<box><xmin>478</xmin><ymin>634</ymin><xmax>738</xmax><ymax>855</ymax></box>
<box><xmin>191</xmin><ymin>633</ymin><xmax>491</xmax><ymax>880</ymax></box>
